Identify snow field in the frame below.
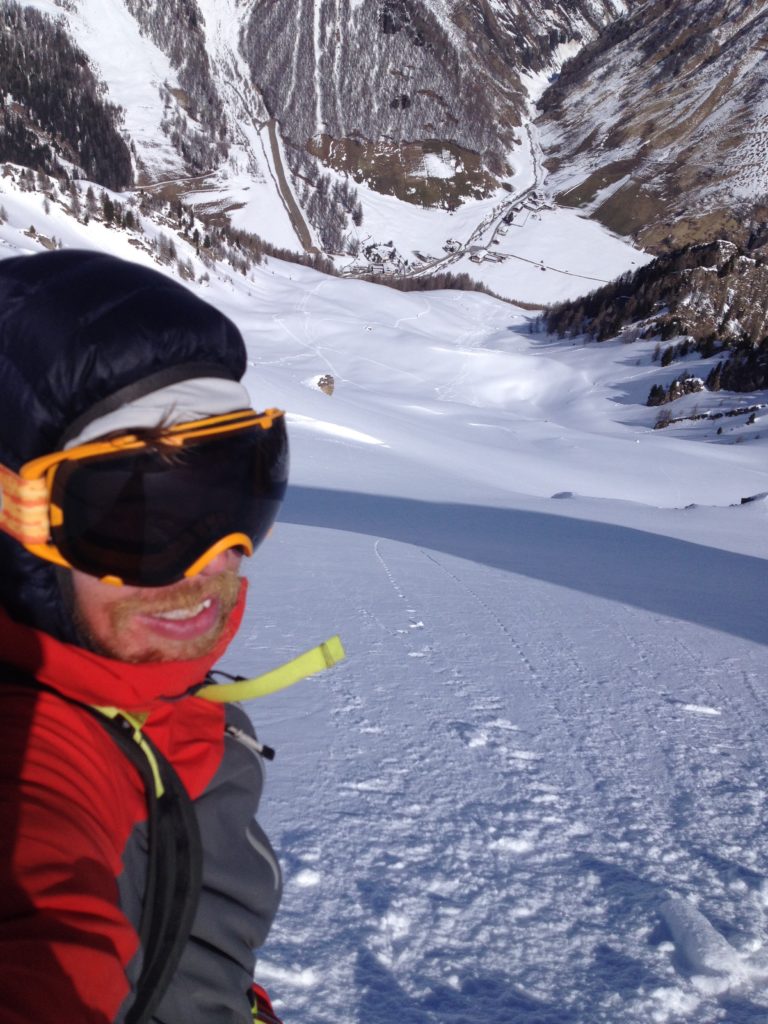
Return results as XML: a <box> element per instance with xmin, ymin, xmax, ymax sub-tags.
<box><xmin>2</xmin><ymin>171</ymin><xmax>768</xmax><ymax>1020</ymax></box>
<box><xmin>230</xmin><ymin>514</ymin><xmax>768</xmax><ymax>1023</ymax></box>
<box><xmin>216</xmin><ymin>259</ymin><xmax>768</xmax><ymax>1023</ymax></box>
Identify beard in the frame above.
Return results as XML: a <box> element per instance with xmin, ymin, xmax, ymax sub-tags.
<box><xmin>70</xmin><ymin>569</ymin><xmax>242</xmax><ymax>663</ymax></box>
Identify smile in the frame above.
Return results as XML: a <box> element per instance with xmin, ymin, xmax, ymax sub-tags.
<box><xmin>152</xmin><ymin>598</ymin><xmax>213</xmax><ymax>621</ymax></box>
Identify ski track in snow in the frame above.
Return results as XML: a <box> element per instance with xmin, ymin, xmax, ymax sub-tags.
<box><xmin>240</xmin><ymin>521</ymin><xmax>768</xmax><ymax>1024</ymax></box>
<box><xmin>234</xmin><ymin>520</ymin><xmax>768</xmax><ymax>1024</ymax></box>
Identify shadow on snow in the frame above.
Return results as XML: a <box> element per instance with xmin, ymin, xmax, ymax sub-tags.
<box><xmin>281</xmin><ymin>486</ymin><xmax>768</xmax><ymax>648</ymax></box>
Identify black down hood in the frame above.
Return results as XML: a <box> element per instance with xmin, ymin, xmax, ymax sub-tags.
<box><xmin>0</xmin><ymin>248</ymin><xmax>247</xmax><ymax>642</ymax></box>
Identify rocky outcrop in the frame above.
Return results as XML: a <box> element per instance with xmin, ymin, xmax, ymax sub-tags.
<box><xmin>546</xmin><ymin>240</ymin><xmax>768</xmax><ymax>343</ymax></box>
<box><xmin>544</xmin><ymin>239</ymin><xmax>768</xmax><ymax>392</ymax></box>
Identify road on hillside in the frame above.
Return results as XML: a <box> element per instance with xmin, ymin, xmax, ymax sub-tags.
<box><xmin>218</xmin><ymin>69</ymin><xmax>318</xmax><ymax>255</ymax></box>
<box><xmin>264</xmin><ymin>119</ymin><xmax>318</xmax><ymax>255</ymax></box>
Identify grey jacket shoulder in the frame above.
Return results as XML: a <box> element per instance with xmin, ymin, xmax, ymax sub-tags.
<box><xmin>155</xmin><ymin>705</ymin><xmax>282</xmax><ymax>1024</ymax></box>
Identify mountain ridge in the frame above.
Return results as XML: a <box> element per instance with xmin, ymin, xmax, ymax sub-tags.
<box><xmin>3</xmin><ymin>0</ymin><xmax>768</xmax><ymax>363</ymax></box>
<box><xmin>537</xmin><ymin>0</ymin><xmax>768</xmax><ymax>252</ymax></box>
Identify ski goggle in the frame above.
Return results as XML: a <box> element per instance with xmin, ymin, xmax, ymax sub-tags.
<box><xmin>0</xmin><ymin>408</ymin><xmax>288</xmax><ymax>586</ymax></box>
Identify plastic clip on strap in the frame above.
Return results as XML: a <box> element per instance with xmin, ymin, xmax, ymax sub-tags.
<box><xmin>196</xmin><ymin>635</ymin><xmax>346</xmax><ymax>704</ymax></box>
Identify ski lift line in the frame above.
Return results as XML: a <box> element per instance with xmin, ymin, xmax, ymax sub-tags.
<box><xmin>501</xmin><ymin>251</ymin><xmax>610</xmax><ymax>283</ymax></box>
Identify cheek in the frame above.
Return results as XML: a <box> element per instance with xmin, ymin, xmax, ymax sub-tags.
<box><xmin>70</xmin><ymin>572</ymin><xmax>134</xmax><ymax>643</ymax></box>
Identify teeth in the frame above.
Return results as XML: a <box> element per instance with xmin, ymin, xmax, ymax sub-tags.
<box><xmin>153</xmin><ymin>598</ymin><xmax>212</xmax><ymax>621</ymax></box>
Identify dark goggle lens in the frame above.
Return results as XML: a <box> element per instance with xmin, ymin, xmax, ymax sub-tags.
<box><xmin>50</xmin><ymin>419</ymin><xmax>288</xmax><ymax>586</ymax></box>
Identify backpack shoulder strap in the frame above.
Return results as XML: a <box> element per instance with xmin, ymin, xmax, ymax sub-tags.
<box><xmin>91</xmin><ymin>707</ymin><xmax>203</xmax><ymax>1024</ymax></box>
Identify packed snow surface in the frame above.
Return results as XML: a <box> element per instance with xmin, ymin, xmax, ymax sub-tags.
<box><xmin>210</xmin><ymin>262</ymin><xmax>767</xmax><ymax>1024</ymax></box>
<box><xmin>2</xmin><ymin>203</ymin><xmax>768</xmax><ymax>1023</ymax></box>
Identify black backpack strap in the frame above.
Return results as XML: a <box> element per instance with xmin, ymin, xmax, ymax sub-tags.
<box><xmin>2</xmin><ymin>672</ymin><xmax>203</xmax><ymax>1024</ymax></box>
<box><xmin>91</xmin><ymin>709</ymin><xmax>202</xmax><ymax>1024</ymax></box>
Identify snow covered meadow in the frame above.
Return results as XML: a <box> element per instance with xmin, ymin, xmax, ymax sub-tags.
<box><xmin>213</xmin><ymin>263</ymin><xmax>768</xmax><ymax>1024</ymax></box>
<box><xmin>2</xmin><ymin>182</ymin><xmax>768</xmax><ymax>1023</ymax></box>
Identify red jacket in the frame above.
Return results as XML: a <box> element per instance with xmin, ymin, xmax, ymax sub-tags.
<box><xmin>0</xmin><ymin>583</ymin><xmax>282</xmax><ymax>1024</ymax></box>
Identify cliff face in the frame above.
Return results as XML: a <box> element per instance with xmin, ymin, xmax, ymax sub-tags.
<box><xmin>240</xmin><ymin>0</ymin><xmax>625</xmax><ymax>206</ymax></box>
<box><xmin>544</xmin><ymin>238</ymin><xmax>768</xmax><ymax>395</ymax></box>
<box><xmin>537</xmin><ymin>0</ymin><xmax>768</xmax><ymax>250</ymax></box>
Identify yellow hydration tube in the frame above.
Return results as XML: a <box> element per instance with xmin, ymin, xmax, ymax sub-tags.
<box><xmin>195</xmin><ymin>635</ymin><xmax>346</xmax><ymax>704</ymax></box>
<box><xmin>90</xmin><ymin>706</ymin><xmax>166</xmax><ymax>797</ymax></box>
<box><xmin>88</xmin><ymin>638</ymin><xmax>346</xmax><ymax>780</ymax></box>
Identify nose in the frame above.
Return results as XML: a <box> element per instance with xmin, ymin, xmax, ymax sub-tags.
<box><xmin>199</xmin><ymin>547</ymin><xmax>245</xmax><ymax>577</ymax></box>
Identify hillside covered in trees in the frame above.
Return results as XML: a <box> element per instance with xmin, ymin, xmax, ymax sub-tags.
<box><xmin>544</xmin><ymin>239</ymin><xmax>768</xmax><ymax>394</ymax></box>
<box><xmin>0</xmin><ymin>1</ymin><xmax>132</xmax><ymax>190</ymax></box>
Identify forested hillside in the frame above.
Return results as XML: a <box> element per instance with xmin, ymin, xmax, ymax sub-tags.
<box><xmin>545</xmin><ymin>239</ymin><xmax>768</xmax><ymax>394</ymax></box>
<box><xmin>0</xmin><ymin>1</ymin><xmax>132</xmax><ymax>189</ymax></box>
<box><xmin>123</xmin><ymin>0</ymin><xmax>226</xmax><ymax>171</ymax></box>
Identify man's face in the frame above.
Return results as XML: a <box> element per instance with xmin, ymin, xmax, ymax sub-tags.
<box><xmin>70</xmin><ymin>549</ymin><xmax>243</xmax><ymax>663</ymax></box>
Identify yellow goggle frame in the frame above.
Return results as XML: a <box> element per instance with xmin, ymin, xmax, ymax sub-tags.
<box><xmin>0</xmin><ymin>408</ymin><xmax>285</xmax><ymax>585</ymax></box>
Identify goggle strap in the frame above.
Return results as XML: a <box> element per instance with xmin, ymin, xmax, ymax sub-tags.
<box><xmin>59</xmin><ymin>363</ymin><xmax>240</xmax><ymax>447</ymax></box>
<box><xmin>196</xmin><ymin>635</ymin><xmax>346</xmax><ymax>703</ymax></box>
<box><xmin>22</xmin><ymin>408</ymin><xmax>284</xmax><ymax>482</ymax></box>
<box><xmin>0</xmin><ymin>464</ymin><xmax>50</xmax><ymax>544</ymax></box>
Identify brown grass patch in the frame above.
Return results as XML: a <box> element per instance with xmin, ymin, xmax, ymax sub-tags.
<box><xmin>638</xmin><ymin>208</ymin><xmax>747</xmax><ymax>253</ymax></box>
<box><xmin>556</xmin><ymin>156</ymin><xmax>642</xmax><ymax>208</ymax></box>
<box><xmin>593</xmin><ymin>179</ymin><xmax>663</xmax><ymax>238</ymax></box>
<box><xmin>309</xmin><ymin>135</ymin><xmax>496</xmax><ymax>208</ymax></box>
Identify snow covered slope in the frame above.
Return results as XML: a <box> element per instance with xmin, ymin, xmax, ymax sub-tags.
<box><xmin>12</xmin><ymin>0</ymin><xmax>768</xmax><ymax>286</ymax></box>
<box><xmin>4</xmin><ymin>1</ymin><xmax>768</xmax><ymax>1020</ymax></box>
<box><xmin>4</xmin><ymin>0</ymin><xmax>645</xmax><ymax>286</ymax></box>
<box><xmin>223</xmin><ymin>260</ymin><xmax>768</xmax><ymax>1024</ymax></box>
<box><xmin>2</xmin><ymin>184</ymin><xmax>768</xmax><ymax>1023</ymax></box>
